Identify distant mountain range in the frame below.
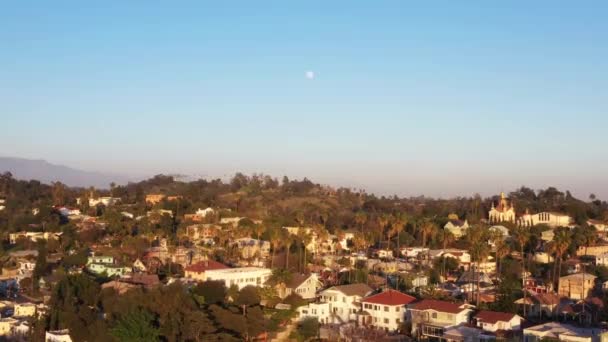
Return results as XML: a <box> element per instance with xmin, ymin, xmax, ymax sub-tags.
<box><xmin>0</xmin><ymin>157</ymin><xmax>135</xmax><ymax>188</ymax></box>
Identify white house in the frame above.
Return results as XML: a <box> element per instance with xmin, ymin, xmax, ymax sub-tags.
<box><xmin>56</xmin><ymin>207</ymin><xmax>81</xmax><ymax>217</ymax></box>
<box><xmin>523</xmin><ymin>322</ymin><xmax>605</xmax><ymax>342</ymax></box>
<box><xmin>86</xmin><ymin>197</ymin><xmax>120</xmax><ymax>207</ymax></box>
<box><xmin>408</xmin><ymin>299</ymin><xmax>474</xmax><ymax>339</ymax></box>
<box><xmin>534</xmin><ymin>252</ymin><xmax>554</xmax><ymax>264</ymax></box>
<box><xmin>541</xmin><ymin>230</ymin><xmax>555</xmax><ymax>242</ymax></box>
<box><xmin>297</xmin><ymin>283</ymin><xmax>373</xmax><ymax>324</ymax></box>
<box><xmin>336</xmin><ymin>232</ymin><xmax>355</xmax><ymax>251</ymax></box>
<box><xmin>518</xmin><ymin>211</ymin><xmax>574</xmax><ymax>228</ymax></box>
<box><xmin>45</xmin><ymin>329</ymin><xmax>73</xmax><ymax>342</ymax></box>
<box><xmin>474</xmin><ymin>310</ymin><xmax>522</xmax><ymax>332</ymax></box>
<box><xmin>377</xmin><ymin>249</ymin><xmax>394</xmax><ymax>259</ymax></box>
<box><xmin>231</xmin><ymin>238</ymin><xmax>271</xmax><ymax>259</ymax></box>
<box><xmin>14</xmin><ymin>303</ymin><xmax>37</xmax><ymax>318</ymax></box>
<box><xmin>132</xmin><ymin>259</ymin><xmax>147</xmax><ymax>272</ymax></box>
<box><xmin>596</xmin><ymin>253</ymin><xmax>608</xmax><ymax>267</ymax></box>
<box><xmin>443</xmin><ymin>220</ymin><xmax>469</xmax><ymax>238</ymax></box>
<box><xmin>359</xmin><ymin>289</ymin><xmax>416</xmax><ymax>332</ymax></box>
<box><xmin>587</xmin><ymin>219</ymin><xmax>608</xmax><ymax>232</ymax></box>
<box><xmin>488</xmin><ymin>225</ymin><xmax>509</xmax><ymax>238</ymax></box>
<box><xmin>9</xmin><ymin>232</ymin><xmax>62</xmax><ymax>245</ymax></box>
<box><xmin>433</xmin><ymin>249</ymin><xmax>472</xmax><ymax>267</ymax></box>
<box><xmin>276</xmin><ymin>273</ymin><xmax>323</xmax><ymax>300</ymax></box>
<box><xmin>401</xmin><ymin>247</ymin><xmax>429</xmax><ymax>259</ymax></box>
<box><xmin>283</xmin><ymin>227</ymin><xmax>319</xmax><ymax>254</ymax></box>
<box><xmin>204</xmin><ymin>267</ymin><xmax>272</xmax><ymax>290</ymax></box>
<box><xmin>0</xmin><ymin>317</ymin><xmax>18</xmax><ymax>336</ymax></box>
<box><xmin>196</xmin><ymin>207</ymin><xmax>215</xmax><ymax>218</ymax></box>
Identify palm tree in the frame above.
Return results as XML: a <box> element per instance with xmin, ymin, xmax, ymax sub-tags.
<box><xmin>512</xmin><ymin>225</ymin><xmax>530</xmax><ymax>317</ymax></box>
<box><xmin>466</xmin><ymin>226</ymin><xmax>490</xmax><ymax>306</ymax></box>
<box><xmin>377</xmin><ymin>214</ymin><xmax>391</xmax><ymax>247</ymax></box>
<box><xmin>354</xmin><ymin>211</ymin><xmax>368</xmax><ymax>232</ymax></box>
<box><xmin>470</xmin><ymin>240</ymin><xmax>490</xmax><ymax>306</ymax></box>
<box><xmin>298</xmin><ymin>230</ymin><xmax>313</xmax><ymax>273</ymax></box>
<box><xmin>284</xmin><ymin>234</ymin><xmax>294</xmax><ymax>271</ymax></box>
<box><xmin>391</xmin><ymin>214</ymin><xmax>407</xmax><ymax>252</ymax></box>
<box><xmin>553</xmin><ymin>228</ymin><xmax>571</xmax><ymax>289</ymax></box>
<box><xmin>419</xmin><ymin>221</ymin><xmax>437</xmax><ymax>247</ymax></box>
<box><xmin>581</xmin><ymin>226</ymin><xmax>597</xmax><ymax>305</ymax></box>
<box><xmin>353</xmin><ymin>232</ymin><xmax>367</xmax><ymax>253</ymax></box>
<box><xmin>494</xmin><ymin>239</ymin><xmax>509</xmax><ymax>281</ymax></box>
<box><xmin>270</xmin><ymin>230</ymin><xmax>282</xmax><ymax>269</ymax></box>
<box><xmin>110</xmin><ymin>182</ymin><xmax>116</xmax><ymax>197</ymax></box>
<box><xmin>438</xmin><ymin>230</ymin><xmax>455</xmax><ymax>277</ymax></box>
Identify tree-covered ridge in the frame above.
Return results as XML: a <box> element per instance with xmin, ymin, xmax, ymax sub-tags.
<box><xmin>1</xmin><ymin>171</ymin><xmax>606</xmax><ymax>235</ymax></box>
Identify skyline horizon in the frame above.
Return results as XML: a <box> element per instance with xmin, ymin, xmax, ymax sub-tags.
<box><xmin>1</xmin><ymin>155</ymin><xmax>605</xmax><ymax>201</ymax></box>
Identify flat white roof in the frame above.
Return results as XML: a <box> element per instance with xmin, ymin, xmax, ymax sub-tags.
<box><xmin>206</xmin><ymin>267</ymin><xmax>271</xmax><ymax>274</ymax></box>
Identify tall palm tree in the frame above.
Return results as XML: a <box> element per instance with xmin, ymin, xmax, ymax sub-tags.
<box><xmin>354</xmin><ymin>211</ymin><xmax>368</xmax><ymax>232</ymax></box>
<box><xmin>270</xmin><ymin>230</ymin><xmax>282</xmax><ymax>269</ymax></box>
<box><xmin>284</xmin><ymin>234</ymin><xmax>294</xmax><ymax>271</ymax></box>
<box><xmin>552</xmin><ymin>228</ymin><xmax>571</xmax><ymax>289</ymax></box>
<box><xmin>377</xmin><ymin>214</ymin><xmax>391</xmax><ymax>247</ymax></box>
<box><xmin>298</xmin><ymin>230</ymin><xmax>313</xmax><ymax>273</ymax></box>
<box><xmin>438</xmin><ymin>230</ymin><xmax>455</xmax><ymax>277</ymax></box>
<box><xmin>466</xmin><ymin>226</ymin><xmax>490</xmax><ymax>306</ymax></box>
<box><xmin>512</xmin><ymin>225</ymin><xmax>530</xmax><ymax>317</ymax></box>
<box><xmin>419</xmin><ymin>221</ymin><xmax>437</xmax><ymax>247</ymax></box>
<box><xmin>391</xmin><ymin>214</ymin><xmax>407</xmax><ymax>252</ymax></box>
<box><xmin>494</xmin><ymin>239</ymin><xmax>509</xmax><ymax>281</ymax></box>
<box><xmin>353</xmin><ymin>232</ymin><xmax>367</xmax><ymax>253</ymax></box>
<box><xmin>545</xmin><ymin>240</ymin><xmax>558</xmax><ymax>288</ymax></box>
<box><xmin>581</xmin><ymin>226</ymin><xmax>597</xmax><ymax>305</ymax></box>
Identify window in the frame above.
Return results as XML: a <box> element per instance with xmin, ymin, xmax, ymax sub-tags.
<box><xmin>432</xmin><ymin>312</ymin><xmax>437</xmax><ymax>319</ymax></box>
<box><xmin>395</xmin><ymin>307</ymin><xmax>400</xmax><ymax>312</ymax></box>
<box><xmin>396</xmin><ymin>319</ymin><xmax>401</xmax><ymax>324</ymax></box>
<box><xmin>384</xmin><ymin>306</ymin><xmax>389</xmax><ymax>312</ymax></box>
<box><xmin>384</xmin><ymin>318</ymin><xmax>389</xmax><ymax>324</ymax></box>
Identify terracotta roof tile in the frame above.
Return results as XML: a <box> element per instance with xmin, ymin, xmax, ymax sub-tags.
<box><xmin>362</xmin><ymin>289</ymin><xmax>416</xmax><ymax>306</ymax></box>
<box><xmin>185</xmin><ymin>260</ymin><xmax>228</xmax><ymax>273</ymax></box>
<box><xmin>410</xmin><ymin>299</ymin><xmax>468</xmax><ymax>314</ymax></box>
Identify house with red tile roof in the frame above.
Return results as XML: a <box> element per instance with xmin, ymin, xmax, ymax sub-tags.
<box><xmin>358</xmin><ymin>289</ymin><xmax>416</xmax><ymax>332</ymax></box>
<box><xmin>474</xmin><ymin>310</ymin><xmax>522</xmax><ymax>332</ymax></box>
<box><xmin>408</xmin><ymin>299</ymin><xmax>474</xmax><ymax>340</ymax></box>
<box><xmin>184</xmin><ymin>259</ymin><xmax>229</xmax><ymax>281</ymax></box>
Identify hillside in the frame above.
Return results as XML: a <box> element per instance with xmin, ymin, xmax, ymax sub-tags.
<box><xmin>0</xmin><ymin>157</ymin><xmax>133</xmax><ymax>188</ymax></box>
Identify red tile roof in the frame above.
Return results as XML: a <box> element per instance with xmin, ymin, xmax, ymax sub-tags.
<box><xmin>362</xmin><ymin>289</ymin><xmax>416</xmax><ymax>306</ymax></box>
<box><xmin>410</xmin><ymin>299</ymin><xmax>467</xmax><ymax>314</ymax></box>
<box><xmin>184</xmin><ymin>260</ymin><xmax>228</xmax><ymax>273</ymax></box>
<box><xmin>475</xmin><ymin>310</ymin><xmax>517</xmax><ymax>324</ymax></box>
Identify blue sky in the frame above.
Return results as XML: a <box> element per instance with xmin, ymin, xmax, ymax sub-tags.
<box><xmin>1</xmin><ymin>1</ymin><xmax>607</xmax><ymax>198</ymax></box>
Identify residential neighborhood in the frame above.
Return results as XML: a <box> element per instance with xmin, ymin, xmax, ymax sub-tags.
<box><xmin>3</xmin><ymin>0</ymin><xmax>608</xmax><ymax>340</ymax></box>
<box><xmin>0</xmin><ymin>170</ymin><xmax>607</xmax><ymax>341</ymax></box>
